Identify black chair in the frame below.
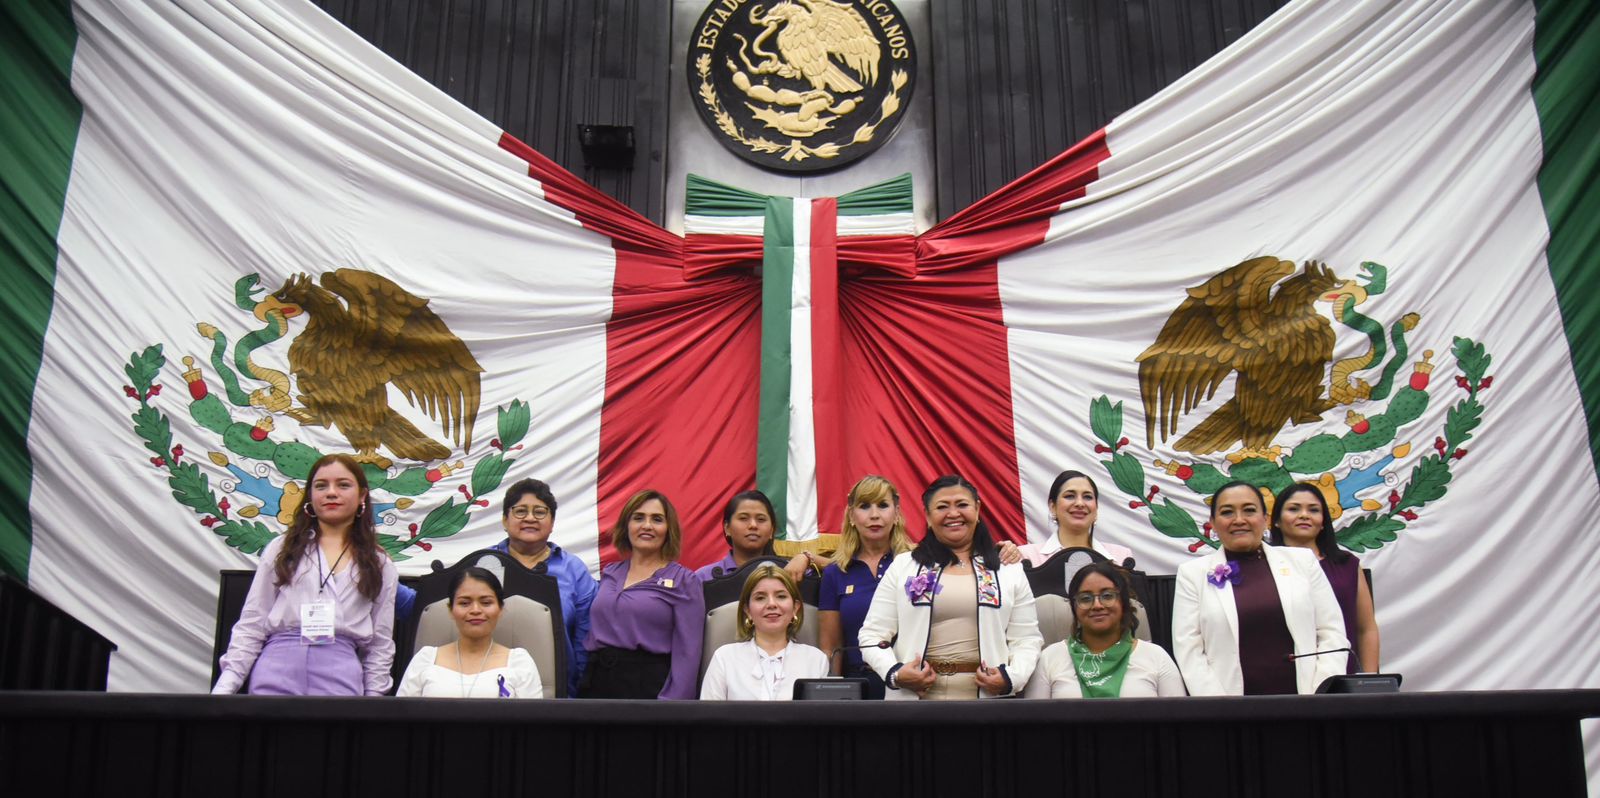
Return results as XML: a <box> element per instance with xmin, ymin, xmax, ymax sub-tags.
<box><xmin>699</xmin><ymin>557</ymin><xmax>821</xmax><ymax>684</ymax></box>
<box><xmin>404</xmin><ymin>550</ymin><xmax>569</xmax><ymax>698</ymax></box>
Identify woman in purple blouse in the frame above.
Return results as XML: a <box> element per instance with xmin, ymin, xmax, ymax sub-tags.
<box><xmin>581</xmin><ymin>490</ymin><xmax>705</xmax><ymax>699</ymax></box>
<box><xmin>213</xmin><ymin>454</ymin><xmax>399</xmax><ymax>695</ymax></box>
<box><xmin>1269</xmin><ymin>482</ymin><xmax>1380</xmax><ymax>673</ymax></box>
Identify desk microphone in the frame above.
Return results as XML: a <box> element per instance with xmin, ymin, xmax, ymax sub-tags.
<box><xmin>831</xmin><ymin>641</ymin><xmax>892</xmax><ymax>658</ymax></box>
<box><xmin>1284</xmin><ymin>647</ymin><xmax>1351</xmax><ymax>662</ymax></box>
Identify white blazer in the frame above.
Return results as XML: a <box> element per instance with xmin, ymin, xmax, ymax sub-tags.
<box><xmin>1171</xmin><ymin>544</ymin><xmax>1348</xmax><ymax>695</ymax></box>
<box><xmin>858</xmin><ymin>552</ymin><xmax>1042</xmax><ymax>700</ymax></box>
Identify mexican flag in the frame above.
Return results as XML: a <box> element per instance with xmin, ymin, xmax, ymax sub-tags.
<box><xmin>3</xmin><ymin>0</ymin><xmax>1597</xmax><ymax>754</ymax></box>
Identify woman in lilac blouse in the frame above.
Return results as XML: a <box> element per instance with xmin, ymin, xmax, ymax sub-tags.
<box><xmin>213</xmin><ymin>454</ymin><xmax>399</xmax><ymax>695</ymax></box>
<box><xmin>582</xmin><ymin>490</ymin><xmax>705</xmax><ymax>699</ymax></box>
<box><xmin>1269</xmin><ymin>482</ymin><xmax>1380</xmax><ymax>673</ymax></box>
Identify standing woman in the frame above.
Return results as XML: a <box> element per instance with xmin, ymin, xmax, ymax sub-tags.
<box><xmin>1269</xmin><ymin>483</ymin><xmax>1380</xmax><ymax>673</ymax></box>
<box><xmin>700</xmin><ymin>564</ymin><xmax>830</xmax><ymax>700</ymax></box>
<box><xmin>582</xmin><ymin>490</ymin><xmax>704</xmax><ymax>699</ymax></box>
<box><xmin>213</xmin><ymin>453</ymin><xmax>398</xmax><ymax>695</ymax></box>
<box><xmin>397</xmin><ymin>567</ymin><xmax>543</xmax><ymax>698</ymax></box>
<box><xmin>1171</xmin><ymin>481</ymin><xmax>1347</xmax><ymax>695</ymax></box>
<box><xmin>489</xmin><ymin>478</ymin><xmax>598</xmax><ymax>696</ymax></box>
<box><xmin>1024</xmin><ymin>562</ymin><xmax>1185</xmax><ymax>698</ymax></box>
<box><xmin>817</xmin><ymin>475</ymin><xmax>914</xmax><ymax>699</ymax></box>
<box><xmin>1014</xmin><ymin>471</ymin><xmax>1134</xmax><ymax>566</ymax></box>
<box><xmin>694</xmin><ymin>490</ymin><xmax>811</xmax><ymax>583</ymax></box>
<box><xmin>858</xmin><ymin>475</ymin><xmax>1042</xmax><ymax>700</ymax></box>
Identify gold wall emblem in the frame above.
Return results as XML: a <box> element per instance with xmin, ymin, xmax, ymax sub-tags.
<box><xmin>688</xmin><ymin>0</ymin><xmax>917</xmax><ymax>172</ymax></box>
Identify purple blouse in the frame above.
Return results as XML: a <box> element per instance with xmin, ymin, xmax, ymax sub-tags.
<box><xmin>1227</xmin><ymin>548</ymin><xmax>1297</xmax><ymax>696</ymax></box>
<box><xmin>1319</xmin><ymin>553</ymin><xmax>1362</xmax><ymax>673</ymax></box>
<box><xmin>213</xmin><ymin>533</ymin><xmax>399</xmax><ymax>695</ymax></box>
<box><xmin>585</xmin><ymin>561</ymin><xmax>705</xmax><ymax>699</ymax></box>
<box><xmin>693</xmin><ymin>553</ymin><xmax>739</xmax><ymax>581</ymax></box>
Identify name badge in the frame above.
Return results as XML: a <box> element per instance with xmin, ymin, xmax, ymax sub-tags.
<box><xmin>660</xmin><ymin>578</ymin><xmax>675</xmax><ymax>589</ymax></box>
<box><xmin>845</xmin><ymin>585</ymin><xmax>855</xmax><ymax>595</ymax></box>
<box><xmin>300</xmin><ymin>600</ymin><xmax>336</xmax><ymax>645</ymax></box>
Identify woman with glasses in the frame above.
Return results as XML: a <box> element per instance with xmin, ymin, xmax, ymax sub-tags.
<box><xmin>489</xmin><ymin>479</ymin><xmax>597</xmax><ymax>696</ymax></box>
<box><xmin>1024</xmin><ymin>562</ymin><xmax>1184</xmax><ymax>698</ymax></box>
<box><xmin>1171</xmin><ymin>481</ymin><xmax>1347</xmax><ymax>695</ymax></box>
<box><xmin>858</xmin><ymin>475</ymin><xmax>1042</xmax><ymax>700</ymax></box>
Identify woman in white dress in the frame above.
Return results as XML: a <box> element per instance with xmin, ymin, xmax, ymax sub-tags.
<box><xmin>1026</xmin><ymin>561</ymin><xmax>1185</xmax><ymax>698</ymax></box>
<box><xmin>700</xmin><ymin>564</ymin><xmax>829</xmax><ymax>700</ymax></box>
<box><xmin>397</xmin><ymin>567</ymin><xmax>543</xmax><ymax>698</ymax></box>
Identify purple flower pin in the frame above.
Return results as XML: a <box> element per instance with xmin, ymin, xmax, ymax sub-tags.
<box><xmin>905</xmin><ymin>570</ymin><xmax>943</xmax><ymax>602</ymax></box>
<box><xmin>1207</xmin><ymin>561</ymin><xmax>1240</xmax><ymax>589</ymax></box>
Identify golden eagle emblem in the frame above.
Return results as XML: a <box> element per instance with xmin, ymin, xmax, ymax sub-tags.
<box><xmin>1137</xmin><ymin>257</ymin><xmax>1367</xmax><ymax>460</ymax></box>
<box><xmin>272</xmin><ymin>269</ymin><xmax>483</xmax><ymax>466</ymax></box>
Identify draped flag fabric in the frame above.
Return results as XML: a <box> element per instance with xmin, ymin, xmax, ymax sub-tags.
<box><xmin>2</xmin><ymin>2</ymin><xmax>1597</xmax><ymax>767</ymax></box>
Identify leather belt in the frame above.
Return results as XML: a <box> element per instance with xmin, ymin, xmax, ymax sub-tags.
<box><xmin>925</xmin><ymin>659</ymin><xmax>981</xmax><ymax>675</ymax></box>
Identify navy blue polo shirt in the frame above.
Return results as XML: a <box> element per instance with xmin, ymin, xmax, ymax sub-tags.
<box><xmin>818</xmin><ymin>556</ymin><xmax>893</xmax><ymax>672</ymax></box>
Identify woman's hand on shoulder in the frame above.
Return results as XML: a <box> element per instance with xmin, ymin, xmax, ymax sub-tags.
<box><xmin>998</xmin><ymin>541</ymin><xmax>1023</xmax><ymax>565</ymax></box>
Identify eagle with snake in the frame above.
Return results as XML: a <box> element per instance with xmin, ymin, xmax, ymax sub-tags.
<box><xmin>273</xmin><ymin>269</ymin><xmax>482</xmax><ymax>466</ymax></box>
<box><xmin>1137</xmin><ymin>257</ymin><xmax>1365</xmax><ymax>459</ymax></box>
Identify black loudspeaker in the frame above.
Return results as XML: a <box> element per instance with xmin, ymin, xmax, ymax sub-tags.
<box><xmin>577</xmin><ymin>124</ymin><xmax>634</xmax><ymax>169</ymax></box>
<box><xmin>793</xmin><ymin>678</ymin><xmax>868</xmax><ymax>700</ymax></box>
<box><xmin>1316</xmin><ymin>673</ymin><xmax>1403</xmax><ymax>693</ymax></box>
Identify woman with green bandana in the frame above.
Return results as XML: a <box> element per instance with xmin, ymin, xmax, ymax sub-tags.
<box><xmin>1025</xmin><ymin>562</ymin><xmax>1185</xmax><ymax>698</ymax></box>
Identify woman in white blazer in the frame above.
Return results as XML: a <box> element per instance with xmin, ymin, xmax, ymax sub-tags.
<box><xmin>858</xmin><ymin>475</ymin><xmax>1042</xmax><ymax>700</ymax></box>
<box><xmin>1171</xmin><ymin>481</ymin><xmax>1348</xmax><ymax>695</ymax></box>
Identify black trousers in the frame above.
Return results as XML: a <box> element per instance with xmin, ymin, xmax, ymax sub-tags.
<box><xmin>581</xmin><ymin>646</ymin><xmax>672</xmax><ymax>699</ymax></box>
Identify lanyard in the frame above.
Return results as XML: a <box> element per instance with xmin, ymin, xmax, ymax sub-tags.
<box><xmin>316</xmin><ymin>542</ymin><xmax>349</xmax><ymax>594</ymax></box>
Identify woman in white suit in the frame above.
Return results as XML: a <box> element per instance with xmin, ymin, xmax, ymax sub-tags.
<box><xmin>858</xmin><ymin>475</ymin><xmax>1041</xmax><ymax>700</ymax></box>
<box><xmin>1171</xmin><ymin>481</ymin><xmax>1348</xmax><ymax>695</ymax></box>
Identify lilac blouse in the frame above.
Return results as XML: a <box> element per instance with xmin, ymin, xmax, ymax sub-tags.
<box><xmin>213</xmin><ymin>533</ymin><xmax>399</xmax><ymax>695</ymax></box>
<box><xmin>585</xmin><ymin>561</ymin><xmax>705</xmax><ymax>699</ymax></box>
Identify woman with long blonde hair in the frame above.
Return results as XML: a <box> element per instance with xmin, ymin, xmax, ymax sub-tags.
<box><xmin>816</xmin><ymin>475</ymin><xmax>913</xmax><ymax>699</ymax></box>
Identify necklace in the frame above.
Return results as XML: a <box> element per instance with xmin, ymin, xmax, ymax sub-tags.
<box><xmin>456</xmin><ymin>640</ymin><xmax>494</xmax><ymax>697</ymax></box>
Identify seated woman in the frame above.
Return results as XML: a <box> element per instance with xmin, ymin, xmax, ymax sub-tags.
<box><xmin>858</xmin><ymin>475</ymin><xmax>1042</xmax><ymax>700</ymax></box>
<box><xmin>700</xmin><ymin>564</ymin><xmax>830</xmax><ymax>699</ymax></box>
<box><xmin>1025</xmin><ymin>562</ymin><xmax>1184</xmax><ymax>698</ymax></box>
<box><xmin>1269</xmin><ymin>482</ymin><xmax>1380</xmax><ymax>673</ymax></box>
<box><xmin>1172</xmin><ymin>481</ymin><xmax>1348</xmax><ymax>695</ymax></box>
<box><xmin>488</xmin><ymin>478</ymin><xmax>597</xmax><ymax>696</ymax></box>
<box><xmin>817</xmin><ymin>475</ymin><xmax>913</xmax><ymax>700</ymax></box>
<box><xmin>582</xmin><ymin>490</ymin><xmax>704</xmax><ymax>699</ymax></box>
<box><xmin>397</xmin><ymin>567</ymin><xmax>543</xmax><ymax>698</ymax></box>
<box><xmin>694</xmin><ymin>490</ymin><xmax>811</xmax><ymax>583</ymax></box>
<box><xmin>1014</xmin><ymin>470</ymin><xmax>1134</xmax><ymax>566</ymax></box>
<box><xmin>213</xmin><ymin>454</ymin><xmax>398</xmax><ymax>696</ymax></box>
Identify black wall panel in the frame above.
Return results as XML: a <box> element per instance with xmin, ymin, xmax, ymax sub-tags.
<box><xmin>928</xmin><ymin>0</ymin><xmax>1289</xmax><ymax>219</ymax></box>
<box><xmin>314</xmin><ymin>0</ymin><xmax>672</xmax><ymax>224</ymax></box>
<box><xmin>313</xmin><ymin>0</ymin><xmax>1286</xmax><ymax>225</ymax></box>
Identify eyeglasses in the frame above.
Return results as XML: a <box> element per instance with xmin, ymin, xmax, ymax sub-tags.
<box><xmin>1073</xmin><ymin>590</ymin><xmax>1120</xmax><ymax>608</ymax></box>
<box><xmin>510</xmin><ymin>506</ymin><xmax>550</xmax><ymax>520</ymax></box>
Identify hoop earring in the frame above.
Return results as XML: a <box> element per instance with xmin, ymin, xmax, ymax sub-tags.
<box><xmin>303</xmin><ymin>502</ymin><xmax>316</xmax><ymax>518</ymax></box>
<box><xmin>789</xmin><ymin>606</ymin><xmax>804</xmax><ymax>638</ymax></box>
<box><xmin>738</xmin><ymin>615</ymin><xmax>754</xmax><ymax>638</ymax></box>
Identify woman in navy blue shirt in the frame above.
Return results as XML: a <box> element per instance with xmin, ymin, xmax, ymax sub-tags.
<box><xmin>817</xmin><ymin>475</ymin><xmax>913</xmax><ymax>699</ymax></box>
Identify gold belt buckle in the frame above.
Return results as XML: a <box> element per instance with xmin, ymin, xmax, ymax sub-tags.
<box><xmin>928</xmin><ymin>659</ymin><xmax>977</xmax><ymax>675</ymax></box>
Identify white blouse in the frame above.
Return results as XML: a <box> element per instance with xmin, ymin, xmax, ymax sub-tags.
<box><xmin>397</xmin><ymin>646</ymin><xmax>544</xmax><ymax>698</ymax></box>
<box><xmin>699</xmin><ymin>640</ymin><xmax>831</xmax><ymax>700</ymax></box>
<box><xmin>1024</xmin><ymin>639</ymin><xmax>1187</xmax><ymax>698</ymax></box>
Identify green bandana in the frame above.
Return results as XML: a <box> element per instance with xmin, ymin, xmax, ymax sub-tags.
<box><xmin>1067</xmin><ymin>631</ymin><xmax>1135</xmax><ymax>698</ymax></box>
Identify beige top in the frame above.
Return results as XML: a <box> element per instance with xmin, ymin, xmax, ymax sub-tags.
<box><xmin>926</xmin><ymin>569</ymin><xmax>980</xmax><ymax>661</ymax></box>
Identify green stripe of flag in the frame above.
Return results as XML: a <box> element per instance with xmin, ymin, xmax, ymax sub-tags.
<box><xmin>1532</xmin><ymin>0</ymin><xmax>1600</xmax><ymax>476</ymax></box>
<box><xmin>836</xmin><ymin>173</ymin><xmax>913</xmax><ymax>216</ymax></box>
<box><xmin>685</xmin><ymin>174</ymin><xmax>768</xmax><ymax>216</ymax></box>
<box><xmin>0</xmin><ymin>0</ymin><xmax>82</xmax><ymax>580</ymax></box>
<box><xmin>756</xmin><ymin>196</ymin><xmax>795</xmax><ymax>534</ymax></box>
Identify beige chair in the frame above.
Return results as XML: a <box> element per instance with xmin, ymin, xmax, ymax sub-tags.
<box><xmin>699</xmin><ymin>557</ymin><xmax>821</xmax><ymax>683</ymax></box>
<box><xmin>404</xmin><ymin>550</ymin><xmax>568</xmax><ymax>698</ymax></box>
